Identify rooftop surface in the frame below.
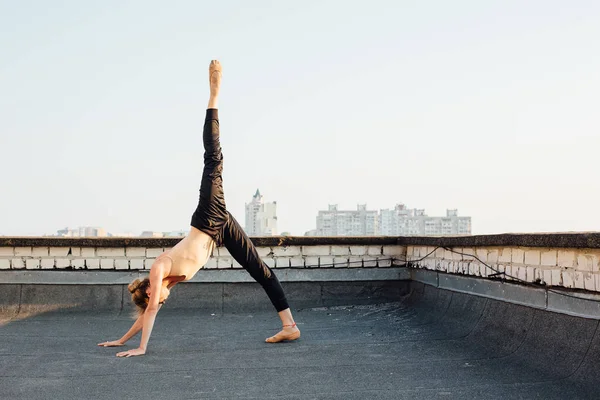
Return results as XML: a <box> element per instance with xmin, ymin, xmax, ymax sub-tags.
<box><xmin>1</xmin><ymin>282</ymin><xmax>598</xmax><ymax>399</ymax></box>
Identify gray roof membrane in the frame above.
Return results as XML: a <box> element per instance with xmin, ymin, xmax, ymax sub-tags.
<box><xmin>0</xmin><ymin>281</ymin><xmax>599</xmax><ymax>399</ymax></box>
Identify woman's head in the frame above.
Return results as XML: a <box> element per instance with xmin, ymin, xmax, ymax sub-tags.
<box><xmin>128</xmin><ymin>278</ymin><xmax>171</xmax><ymax>315</ymax></box>
<box><xmin>128</xmin><ymin>278</ymin><xmax>150</xmax><ymax>315</ymax></box>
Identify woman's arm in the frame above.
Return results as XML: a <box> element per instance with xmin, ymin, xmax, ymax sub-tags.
<box><xmin>98</xmin><ymin>313</ymin><xmax>144</xmax><ymax>347</ymax></box>
<box><xmin>116</xmin><ymin>264</ymin><xmax>165</xmax><ymax>357</ymax></box>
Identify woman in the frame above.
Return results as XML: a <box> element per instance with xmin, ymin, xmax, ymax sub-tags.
<box><xmin>98</xmin><ymin>60</ymin><xmax>300</xmax><ymax>357</ymax></box>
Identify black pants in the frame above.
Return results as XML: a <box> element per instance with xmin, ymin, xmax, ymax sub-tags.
<box><xmin>191</xmin><ymin>109</ymin><xmax>289</xmax><ymax>312</ymax></box>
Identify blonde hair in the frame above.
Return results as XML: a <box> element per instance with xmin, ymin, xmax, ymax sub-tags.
<box><xmin>128</xmin><ymin>278</ymin><xmax>150</xmax><ymax>316</ymax></box>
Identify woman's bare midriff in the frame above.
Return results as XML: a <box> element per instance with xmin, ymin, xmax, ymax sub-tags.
<box><xmin>159</xmin><ymin>227</ymin><xmax>215</xmax><ymax>281</ymax></box>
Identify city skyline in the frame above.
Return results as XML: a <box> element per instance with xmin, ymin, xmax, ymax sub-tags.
<box><xmin>2</xmin><ymin>1</ymin><xmax>599</xmax><ymax>237</ymax></box>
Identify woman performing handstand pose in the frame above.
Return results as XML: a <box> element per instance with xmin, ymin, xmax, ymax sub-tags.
<box><xmin>98</xmin><ymin>60</ymin><xmax>300</xmax><ymax>357</ymax></box>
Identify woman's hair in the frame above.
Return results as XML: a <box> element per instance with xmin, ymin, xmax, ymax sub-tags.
<box><xmin>128</xmin><ymin>278</ymin><xmax>150</xmax><ymax>316</ymax></box>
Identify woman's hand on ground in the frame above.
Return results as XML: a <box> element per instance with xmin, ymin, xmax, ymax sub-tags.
<box><xmin>116</xmin><ymin>348</ymin><xmax>146</xmax><ymax>358</ymax></box>
<box><xmin>98</xmin><ymin>340</ymin><xmax>124</xmax><ymax>347</ymax></box>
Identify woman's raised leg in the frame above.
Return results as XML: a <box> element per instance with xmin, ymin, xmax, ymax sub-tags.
<box><xmin>190</xmin><ymin>61</ymin><xmax>228</xmax><ymax>244</ymax></box>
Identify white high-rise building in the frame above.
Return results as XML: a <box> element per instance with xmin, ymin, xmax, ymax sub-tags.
<box><xmin>314</xmin><ymin>203</ymin><xmax>471</xmax><ymax>236</ymax></box>
<box><xmin>316</xmin><ymin>204</ymin><xmax>379</xmax><ymax>236</ymax></box>
<box><xmin>245</xmin><ymin>189</ymin><xmax>278</xmax><ymax>236</ymax></box>
<box><xmin>379</xmin><ymin>205</ymin><xmax>471</xmax><ymax>236</ymax></box>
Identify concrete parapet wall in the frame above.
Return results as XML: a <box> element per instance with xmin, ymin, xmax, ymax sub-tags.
<box><xmin>0</xmin><ymin>240</ymin><xmax>404</xmax><ymax>273</ymax></box>
<box><xmin>406</xmin><ymin>245</ymin><xmax>600</xmax><ymax>292</ymax></box>
<box><xmin>2</xmin><ymin>233</ymin><xmax>600</xmax><ymax>293</ymax></box>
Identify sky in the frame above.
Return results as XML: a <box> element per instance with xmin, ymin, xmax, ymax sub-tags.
<box><xmin>1</xmin><ymin>0</ymin><xmax>599</xmax><ymax>236</ymax></box>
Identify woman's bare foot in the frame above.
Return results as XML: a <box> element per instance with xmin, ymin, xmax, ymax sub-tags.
<box><xmin>265</xmin><ymin>323</ymin><xmax>301</xmax><ymax>343</ymax></box>
<box><xmin>209</xmin><ymin>60</ymin><xmax>222</xmax><ymax>97</ymax></box>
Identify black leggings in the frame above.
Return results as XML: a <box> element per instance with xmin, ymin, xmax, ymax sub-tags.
<box><xmin>190</xmin><ymin>109</ymin><xmax>289</xmax><ymax>312</ymax></box>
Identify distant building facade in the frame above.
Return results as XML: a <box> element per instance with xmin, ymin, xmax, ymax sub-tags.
<box><xmin>57</xmin><ymin>227</ymin><xmax>107</xmax><ymax>237</ymax></box>
<box><xmin>379</xmin><ymin>204</ymin><xmax>471</xmax><ymax>236</ymax></box>
<box><xmin>245</xmin><ymin>189</ymin><xmax>278</xmax><ymax>236</ymax></box>
<box><xmin>313</xmin><ymin>204</ymin><xmax>471</xmax><ymax>236</ymax></box>
<box><xmin>316</xmin><ymin>204</ymin><xmax>378</xmax><ymax>236</ymax></box>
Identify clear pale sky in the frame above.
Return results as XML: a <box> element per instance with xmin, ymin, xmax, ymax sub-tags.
<box><xmin>1</xmin><ymin>0</ymin><xmax>599</xmax><ymax>236</ymax></box>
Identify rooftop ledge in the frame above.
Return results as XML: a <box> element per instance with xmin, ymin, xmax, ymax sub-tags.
<box><xmin>2</xmin><ymin>232</ymin><xmax>600</xmax><ymax>249</ymax></box>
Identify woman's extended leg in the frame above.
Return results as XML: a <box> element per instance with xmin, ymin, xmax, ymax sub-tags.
<box><xmin>222</xmin><ymin>212</ymin><xmax>301</xmax><ymax>343</ymax></box>
<box><xmin>190</xmin><ymin>61</ymin><xmax>228</xmax><ymax>244</ymax></box>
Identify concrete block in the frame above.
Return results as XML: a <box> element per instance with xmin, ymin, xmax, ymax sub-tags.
<box><xmin>576</xmin><ymin>254</ymin><xmax>595</xmax><ymax>272</ymax></box>
<box><xmin>517</xmin><ymin>266</ymin><xmax>528</xmax><ymax>281</ymax></box>
<box><xmin>14</xmin><ymin>247</ymin><xmax>32</xmax><ymax>256</ymax></box>
<box><xmin>32</xmin><ymin>247</ymin><xmax>49</xmax><ymax>256</ymax></box>
<box><xmin>72</xmin><ymin>259</ymin><xmax>85</xmax><ymax>269</ymax></box>
<box><xmin>96</xmin><ymin>247</ymin><xmax>125</xmax><ymax>257</ymax></box>
<box><xmin>86</xmin><ymin>259</ymin><xmax>100</xmax><ymax>269</ymax></box>
<box><xmin>524</xmin><ymin>249</ymin><xmax>541</xmax><ymax>266</ymax></box>
<box><xmin>557</xmin><ymin>250</ymin><xmax>576</xmax><ymax>268</ymax></box>
<box><xmin>504</xmin><ymin>264</ymin><xmax>512</xmax><ymax>280</ymax></box>
<box><xmin>349</xmin><ymin>246</ymin><xmax>367</xmax><ymax>256</ymax></box>
<box><xmin>130</xmin><ymin>259</ymin><xmax>144</xmax><ymax>270</ymax></box>
<box><xmin>573</xmin><ymin>271</ymin><xmax>585</xmax><ymax>289</ymax></box>
<box><xmin>115</xmin><ymin>259</ymin><xmax>129</xmax><ymax>270</ymax></box>
<box><xmin>320</xmin><ymin>256</ymin><xmax>334</xmax><ymax>268</ymax></box>
<box><xmin>99</xmin><ymin>259</ymin><xmax>113</xmax><ymax>269</ymax></box>
<box><xmin>70</xmin><ymin>247</ymin><xmax>82</xmax><ymax>257</ymax></box>
<box><xmin>81</xmin><ymin>247</ymin><xmax>95</xmax><ymax>257</ymax></box>
<box><xmin>487</xmin><ymin>249</ymin><xmax>499</xmax><ymax>264</ymax></box>
<box><xmin>56</xmin><ymin>259</ymin><xmax>71</xmax><ymax>268</ymax></box>
<box><xmin>378</xmin><ymin>258</ymin><xmax>392</xmax><ymax>267</ymax></box>
<box><xmin>49</xmin><ymin>247</ymin><xmax>69</xmax><ymax>257</ymax></box>
<box><xmin>204</xmin><ymin>257</ymin><xmax>218</xmax><ymax>269</ymax></box>
<box><xmin>475</xmin><ymin>248</ymin><xmax>488</xmax><ymax>263</ymax></box>
<box><xmin>126</xmin><ymin>247</ymin><xmax>146</xmax><ymax>257</ymax></box>
<box><xmin>595</xmin><ymin>274</ymin><xmax>600</xmax><ymax>294</ymax></box>
<box><xmin>461</xmin><ymin>247</ymin><xmax>474</xmax><ymax>260</ymax></box>
<box><xmin>256</xmin><ymin>246</ymin><xmax>271</xmax><ymax>257</ymax></box>
<box><xmin>334</xmin><ymin>257</ymin><xmax>349</xmax><ymax>268</ymax></box>
<box><xmin>41</xmin><ymin>259</ymin><xmax>55</xmax><ymax>269</ymax></box>
<box><xmin>275</xmin><ymin>257</ymin><xmax>290</xmax><ymax>268</ymax></box>
<box><xmin>512</xmin><ymin>248</ymin><xmax>525</xmax><ymax>264</ymax></box>
<box><xmin>0</xmin><ymin>259</ymin><xmax>10</xmax><ymax>269</ymax></box>
<box><xmin>0</xmin><ymin>247</ymin><xmax>14</xmax><ymax>256</ymax></box>
<box><xmin>145</xmin><ymin>258</ymin><xmax>156</xmax><ymax>269</ymax></box>
<box><xmin>302</xmin><ymin>245</ymin><xmax>330</xmax><ymax>256</ymax></box>
<box><xmin>217</xmin><ymin>257</ymin><xmax>232</xmax><ymax>269</ymax></box>
<box><xmin>145</xmin><ymin>248</ymin><xmax>163</xmax><ymax>258</ymax></box>
<box><xmin>543</xmin><ymin>269</ymin><xmax>553</xmax><ymax>286</ymax></box>
<box><xmin>349</xmin><ymin>256</ymin><xmax>363</xmax><ymax>268</ymax></box>
<box><xmin>305</xmin><ymin>256</ymin><xmax>320</xmax><ymax>268</ymax></box>
<box><xmin>232</xmin><ymin>259</ymin><xmax>243</xmax><ymax>269</ymax></box>
<box><xmin>540</xmin><ymin>250</ymin><xmax>557</xmax><ymax>266</ymax></box>
<box><xmin>290</xmin><ymin>257</ymin><xmax>304</xmax><ymax>268</ymax></box>
<box><xmin>26</xmin><ymin>259</ymin><xmax>39</xmax><ymax>269</ymax></box>
<box><xmin>272</xmin><ymin>246</ymin><xmax>301</xmax><ymax>256</ymax></box>
<box><xmin>498</xmin><ymin>248</ymin><xmax>511</xmax><ymax>263</ymax></box>
<box><xmin>367</xmin><ymin>246</ymin><xmax>382</xmax><ymax>256</ymax></box>
<box><xmin>364</xmin><ymin>257</ymin><xmax>377</xmax><ymax>267</ymax></box>
<box><xmin>551</xmin><ymin>269</ymin><xmax>562</xmax><ymax>286</ymax></box>
<box><xmin>331</xmin><ymin>246</ymin><xmax>350</xmax><ymax>256</ymax></box>
<box><xmin>452</xmin><ymin>248</ymin><xmax>464</xmax><ymax>261</ymax></box>
<box><xmin>263</xmin><ymin>258</ymin><xmax>275</xmax><ymax>269</ymax></box>
<box><xmin>583</xmin><ymin>272</ymin><xmax>595</xmax><ymax>291</ymax></box>
<box><xmin>432</xmin><ymin>247</ymin><xmax>443</xmax><ymax>259</ymax></box>
<box><xmin>217</xmin><ymin>247</ymin><xmax>231</xmax><ymax>257</ymax></box>
<box><xmin>526</xmin><ymin>266</ymin><xmax>536</xmax><ymax>282</ymax></box>
<box><xmin>11</xmin><ymin>258</ymin><xmax>25</xmax><ymax>269</ymax></box>
<box><xmin>562</xmin><ymin>270</ymin><xmax>574</xmax><ymax>288</ymax></box>
<box><xmin>383</xmin><ymin>245</ymin><xmax>405</xmax><ymax>257</ymax></box>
